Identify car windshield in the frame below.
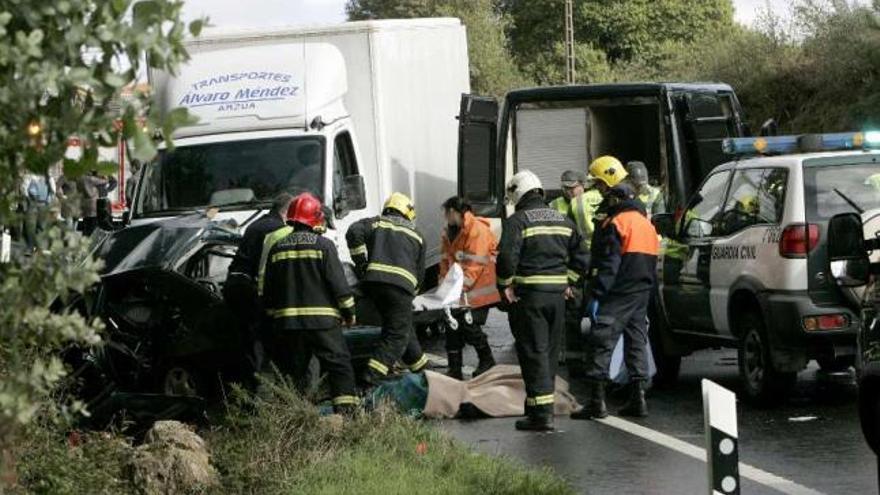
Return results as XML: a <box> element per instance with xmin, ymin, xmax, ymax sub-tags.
<box><xmin>805</xmin><ymin>162</ymin><xmax>880</xmax><ymax>220</ymax></box>
<box><xmin>135</xmin><ymin>136</ymin><xmax>324</xmax><ymax>216</ymax></box>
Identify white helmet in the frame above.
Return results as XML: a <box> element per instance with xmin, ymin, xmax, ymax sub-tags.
<box><xmin>506</xmin><ymin>170</ymin><xmax>543</xmax><ymax>205</ymax></box>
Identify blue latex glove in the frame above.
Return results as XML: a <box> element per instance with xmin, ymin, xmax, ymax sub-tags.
<box><xmin>585</xmin><ymin>299</ymin><xmax>600</xmax><ymax>322</ymax></box>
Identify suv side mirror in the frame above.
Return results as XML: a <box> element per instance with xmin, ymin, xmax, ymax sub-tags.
<box><xmin>335</xmin><ymin>175</ymin><xmax>366</xmax><ymax>219</ymax></box>
<box><xmin>652</xmin><ymin>213</ymin><xmax>676</xmax><ymax>239</ymax></box>
<box><xmin>828</xmin><ymin>212</ymin><xmax>870</xmax><ymax>287</ymax></box>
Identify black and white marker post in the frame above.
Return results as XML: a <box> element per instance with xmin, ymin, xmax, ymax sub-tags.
<box><xmin>702</xmin><ymin>379</ymin><xmax>740</xmax><ymax>495</ymax></box>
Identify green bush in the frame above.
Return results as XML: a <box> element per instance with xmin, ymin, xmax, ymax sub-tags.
<box><xmin>0</xmin><ymin>0</ymin><xmax>200</xmax><ymax>485</ymax></box>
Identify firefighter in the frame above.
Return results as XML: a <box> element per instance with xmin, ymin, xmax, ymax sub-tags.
<box><xmin>439</xmin><ymin>196</ymin><xmax>499</xmax><ymax>380</ymax></box>
<box><xmin>257</xmin><ymin>193</ymin><xmax>359</xmax><ymax>413</ymax></box>
<box><xmin>625</xmin><ymin>161</ymin><xmax>665</xmax><ymax>217</ymax></box>
<box><xmin>549</xmin><ymin>170</ymin><xmax>602</xmax><ymax>377</ymax></box>
<box><xmin>224</xmin><ymin>192</ymin><xmax>294</xmax><ymax>377</ymax></box>
<box><xmin>498</xmin><ymin>171</ymin><xmax>589</xmax><ymax>431</ymax></box>
<box><xmin>573</xmin><ymin>156</ymin><xmax>660</xmax><ymax>420</ymax></box>
<box><xmin>346</xmin><ymin>192</ymin><xmax>429</xmax><ymax>387</ymax></box>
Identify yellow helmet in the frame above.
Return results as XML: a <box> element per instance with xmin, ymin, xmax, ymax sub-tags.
<box><xmin>383</xmin><ymin>192</ymin><xmax>416</xmax><ymax>220</ymax></box>
<box><xmin>589</xmin><ymin>156</ymin><xmax>628</xmax><ymax>187</ymax></box>
<box><xmin>737</xmin><ymin>195</ymin><xmax>759</xmax><ymax>215</ymax></box>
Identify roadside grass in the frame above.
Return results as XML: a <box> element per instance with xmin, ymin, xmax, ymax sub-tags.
<box><xmin>11</xmin><ymin>375</ymin><xmax>573</xmax><ymax>495</ymax></box>
<box><xmin>208</xmin><ymin>375</ymin><xmax>574</xmax><ymax>494</ymax></box>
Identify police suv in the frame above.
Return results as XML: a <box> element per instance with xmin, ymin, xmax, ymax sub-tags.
<box><xmin>650</xmin><ymin>132</ymin><xmax>880</xmax><ymax>403</ymax></box>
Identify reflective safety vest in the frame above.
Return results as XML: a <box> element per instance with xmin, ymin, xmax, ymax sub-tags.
<box><xmin>439</xmin><ymin>211</ymin><xmax>501</xmax><ymax>308</ymax></box>
<box><xmin>549</xmin><ymin>189</ymin><xmax>603</xmax><ymax>249</ymax></box>
<box><xmin>257</xmin><ymin>225</ymin><xmax>355</xmax><ymax>330</ymax></box>
<box><xmin>638</xmin><ymin>185</ymin><xmax>664</xmax><ymax>217</ymax></box>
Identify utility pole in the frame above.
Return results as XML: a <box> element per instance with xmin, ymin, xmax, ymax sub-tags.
<box><xmin>564</xmin><ymin>0</ymin><xmax>576</xmax><ymax>85</ymax></box>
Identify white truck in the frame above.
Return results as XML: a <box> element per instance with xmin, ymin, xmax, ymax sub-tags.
<box><xmin>134</xmin><ymin>19</ymin><xmax>470</xmax><ymax>278</ymax></box>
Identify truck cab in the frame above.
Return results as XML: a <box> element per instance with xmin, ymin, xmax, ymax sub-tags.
<box><xmin>457</xmin><ymin>83</ymin><xmax>750</xmax><ymax>219</ymax></box>
<box><xmin>135</xmin><ymin>42</ymin><xmax>369</xmax><ymax>261</ymax></box>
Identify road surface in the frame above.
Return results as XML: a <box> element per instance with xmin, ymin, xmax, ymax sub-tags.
<box><xmin>426</xmin><ymin>310</ymin><xmax>876</xmax><ymax>494</ymax></box>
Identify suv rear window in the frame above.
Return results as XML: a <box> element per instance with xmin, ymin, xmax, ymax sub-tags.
<box><xmin>805</xmin><ymin>162</ymin><xmax>880</xmax><ymax>220</ymax></box>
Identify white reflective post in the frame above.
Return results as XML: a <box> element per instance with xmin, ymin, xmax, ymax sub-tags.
<box><xmin>1</xmin><ymin>230</ymin><xmax>10</xmax><ymax>263</ymax></box>
<box><xmin>702</xmin><ymin>379</ymin><xmax>740</xmax><ymax>495</ymax></box>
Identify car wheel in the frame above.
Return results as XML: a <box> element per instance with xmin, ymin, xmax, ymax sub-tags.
<box><xmin>817</xmin><ymin>356</ymin><xmax>855</xmax><ymax>373</ymax></box>
<box><xmin>161</xmin><ymin>364</ymin><xmax>207</xmax><ymax>397</ymax></box>
<box><xmin>737</xmin><ymin>311</ymin><xmax>796</xmax><ymax>404</ymax></box>
<box><xmin>859</xmin><ymin>374</ymin><xmax>880</xmax><ymax>455</ymax></box>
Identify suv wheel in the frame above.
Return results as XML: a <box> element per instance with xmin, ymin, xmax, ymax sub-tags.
<box><xmin>737</xmin><ymin>311</ymin><xmax>796</xmax><ymax>404</ymax></box>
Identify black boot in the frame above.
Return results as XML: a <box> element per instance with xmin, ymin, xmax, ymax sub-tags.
<box><xmin>515</xmin><ymin>406</ymin><xmax>555</xmax><ymax>431</ymax></box>
<box><xmin>618</xmin><ymin>381</ymin><xmax>648</xmax><ymax>418</ymax></box>
<box><xmin>472</xmin><ymin>345</ymin><xmax>496</xmax><ymax>377</ymax></box>
<box><xmin>446</xmin><ymin>351</ymin><xmax>464</xmax><ymax>380</ymax></box>
<box><xmin>571</xmin><ymin>380</ymin><xmax>608</xmax><ymax>420</ymax></box>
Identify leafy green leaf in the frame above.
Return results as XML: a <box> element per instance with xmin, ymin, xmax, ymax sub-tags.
<box><xmin>189</xmin><ymin>19</ymin><xmax>204</xmax><ymax>37</ymax></box>
<box><xmin>130</xmin><ymin>124</ymin><xmax>158</xmax><ymax>162</ymax></box>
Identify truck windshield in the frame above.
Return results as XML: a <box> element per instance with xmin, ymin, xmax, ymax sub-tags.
<box><xmin>135</xmin><ymin>136</ymin><xmax>324</xmax><ymax>216</ymax></box>
<box><xmin>805</xmin><ymin>162</ymin><xmax>880</xmax><ymax>219</ymax></box>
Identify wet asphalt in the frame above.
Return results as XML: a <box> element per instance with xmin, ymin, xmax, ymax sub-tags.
<box><xmin>425</xmin><ymin>310</ymin><xmax>878</xmax><ymax>495</ymax></box>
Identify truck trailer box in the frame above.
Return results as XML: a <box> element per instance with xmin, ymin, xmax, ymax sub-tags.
<box><xmin>140</xmin><ymin>19</ymin><xmax>470</xmax><ymax>270</ymax></box>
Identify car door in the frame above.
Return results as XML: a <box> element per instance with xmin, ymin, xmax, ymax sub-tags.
<box><xmin>662</xmin><ymin>169</ymin><xmax>733</xmax><ymax>332</ymax></box>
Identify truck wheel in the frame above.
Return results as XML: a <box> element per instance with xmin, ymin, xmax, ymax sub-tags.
<box><xmin>817</xmin><ymin>356</ymin><xmax>855</xmax><ymax>373</ymax></box>
<box><xmin>737</xmin><ymin>311</ymin><xmax>796</xmax><ymax>404</ymax></box>
<box><xmin>859</xmin><ymin>374</ymin><xmax>880</xmax><ymax>455</ymax></box>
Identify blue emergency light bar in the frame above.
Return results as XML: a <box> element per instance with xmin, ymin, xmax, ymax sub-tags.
<box><xmin>722</xmin><ymin>131</ymin><xmax>880</xmax><ymax>156</ymax></box>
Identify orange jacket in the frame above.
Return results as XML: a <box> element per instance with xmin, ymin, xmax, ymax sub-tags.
<box><xmin>439</xmin><ymin>211</ymin><xmax>501</xmax><ymax>308</ymax></box>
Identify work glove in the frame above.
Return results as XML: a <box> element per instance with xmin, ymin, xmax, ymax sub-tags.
<box><xmin>585</xmin><ymin>299</ymin><xmax>599</xmax><ymax>323</ymax></box>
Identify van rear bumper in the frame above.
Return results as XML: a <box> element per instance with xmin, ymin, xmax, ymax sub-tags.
<box><xmin>759</xmin><ymin>291</ymin><xmax>858</xmax><ymax>372</ymax></box>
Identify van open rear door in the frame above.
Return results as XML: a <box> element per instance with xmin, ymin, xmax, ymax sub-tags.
<box><xmin>457</xmin><ymin>94</ymin><xmax>502</xmax><ymax>217</ymax></box>
<box><xmin>672</xmin><ymin>90</ymin><xmax>739</xmax><ymax>196</ymax></box>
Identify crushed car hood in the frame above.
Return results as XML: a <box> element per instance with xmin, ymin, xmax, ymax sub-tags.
<box><xmin>93</xmin><ymin>213</ymin><xmax>240</xmax><ymax>277</ymax></box>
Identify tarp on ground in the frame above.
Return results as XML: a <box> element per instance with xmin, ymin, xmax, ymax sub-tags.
<box><xmin>422</xmin><ymin>364</ymin><xmax>581</xmax><ymax>419</ymax></box>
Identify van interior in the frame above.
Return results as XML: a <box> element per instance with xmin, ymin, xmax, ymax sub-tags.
<box><xmin>513</xmin><ymin>97</ymin><xmax>667</xmax><ymax>201</ymax></box>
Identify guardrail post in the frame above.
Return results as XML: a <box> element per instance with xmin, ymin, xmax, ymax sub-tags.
<box><xmin>702</xmin><ymin>379</ymin><xmax>740</xmax><ymax>495</ymax></box>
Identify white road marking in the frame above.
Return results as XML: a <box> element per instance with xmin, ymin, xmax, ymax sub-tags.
<box><xmin>596</xmin><ymin>415</ymin><xmax>826</xmax><ymax>495</ymax></box>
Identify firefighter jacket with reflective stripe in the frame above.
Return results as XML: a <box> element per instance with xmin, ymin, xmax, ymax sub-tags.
<box><xmin>496</xmin><ymin>194</ymin><xmax>590</xmax><ymax>293</ymax></box>
<box><xmin>549</xmin><ymin>189</ymin><xmax>603</xmax><ymax>249</ymax></box>
<box><xmin>346</xmin><ymin>213</ymin><xmax>425</xmax><ymax>295</ymax></box>
<box><xmin>588</xmin><ymin>197</ymin><xmax>659</xmax><ymax>300</ymax></box>
<box><xmin>439</xmin><ymin>211</ymin><xmax>501</xmax><ymax>308</ymax></box>
<box><xmin>227</xmin><ymin>213</ymin><xmax>286</xmax><ymax>279</ymax></box>
<box><xmin>259</xmin><ymin>225</ymin><xmax>355</xmax><ymax>331</ymax></box>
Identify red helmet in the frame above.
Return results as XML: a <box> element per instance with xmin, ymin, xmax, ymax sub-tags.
<box><xmin>286</xmin><ymin>192</ymin><xmax>325</xmax><ymax>228</ymax></box>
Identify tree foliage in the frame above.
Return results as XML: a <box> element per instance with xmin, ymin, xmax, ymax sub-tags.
<box><xmin>501</xmin><ymin>0</ymin><xmax>734</xmax><ymax>83</ymax></box>
<box><xmin>614</xmin><ymin>1</ymin><xmax>880</xmax><ymax>132</ymax></box>
<box><xmin>0</xmin><ymin>0</ymin><xmax>199</xmax><ymax>473</ymax></box>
